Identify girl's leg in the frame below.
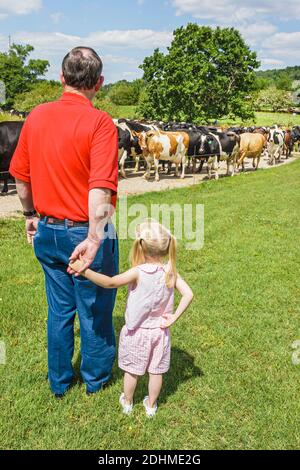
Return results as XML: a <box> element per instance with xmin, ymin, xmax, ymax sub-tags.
<box><xmin>123</xmin><ymin>372</ymin><xmax>138</xmax><ymax>405</ymax></box>
<box><xmin>148</xmin><ymin>373</ymin><xmax>163</xmax><ymax>407</ymax></box>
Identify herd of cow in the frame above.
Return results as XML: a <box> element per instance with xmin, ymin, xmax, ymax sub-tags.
<box><xmin>1</xmin><ymin>116</ymin><xmax>300</xmax><ymax>194</ymax></box>
<box><xmin>115</xmin><ymin>119</ymin><xmax>300</xmax><ymax>181</ymax></box>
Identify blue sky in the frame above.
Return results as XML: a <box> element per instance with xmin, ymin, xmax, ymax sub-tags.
<box><xmin>0</xmin><ymin>0</ymin><xmax>299</xmax><ymax>83</ymax></box>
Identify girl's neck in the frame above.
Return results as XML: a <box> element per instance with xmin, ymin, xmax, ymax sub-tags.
<box><xmin>144</xmin><ymin>256</ymin><xmax>164</xmax><ymax>265</ymax></box>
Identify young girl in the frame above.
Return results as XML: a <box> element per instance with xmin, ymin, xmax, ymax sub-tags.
<box><xmin>69</xmin><ymin>219</ymin><xmax>193</xmax><ymax>417</ymax></box>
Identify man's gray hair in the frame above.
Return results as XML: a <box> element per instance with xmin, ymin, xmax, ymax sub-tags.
<box><xmin>62</xmin><ymin>47</ymin><xmax>103</xmax><ymax>90</ymax></box>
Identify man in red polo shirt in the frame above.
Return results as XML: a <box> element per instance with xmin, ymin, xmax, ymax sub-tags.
<box><xmin>10</xmin><ymin>47</ymin><xmax>119</xmax><ymax>397</ymax></box>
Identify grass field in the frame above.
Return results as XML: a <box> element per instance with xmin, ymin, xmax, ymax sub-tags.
<box><xmin>219</xmin><ymin>111</ymin><xmax>300</xmax><ymax>128</ymax></box>
<box><xmin>2</xmin><ymin>109</ymin><xmax>300</xmax><ymax>127</ymax></box>
<box><xmin>0</xmin><ymin>113</ymin><xmax>23</xmax><ymax>122</ymax></box>
<box><xmin>1</xmin><ymin>159</ymin><xmax>300</xmax><ymax>450</ymax></box>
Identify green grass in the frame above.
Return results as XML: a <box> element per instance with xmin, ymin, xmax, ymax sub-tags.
<box><xmin>113</xmin><ymin>109</ymin><xmax>300</xmax><ymax>127</ymax></box>
<box><xmin>1</xmin><ymin>160</ymin><xmax>300</xmax><ymax>450</ymax></box>
<box><xmin>115</xmin><ymin>105</ymin><xmax>138</xmax><ymax>120</ymax></box>
<box><xmin>0</xmin><ymin>113</ymin><xmax>23</xmax><ymax>122</ymax></box>
<box><xmin>219</xmin><ymin>111</ymin><xmax>300</xmax><ymax>128</ymax></box>
<box><xmin>2</xmin><ymin>107</ymin><xmax>300</xmax><ymax>127</ymax></box>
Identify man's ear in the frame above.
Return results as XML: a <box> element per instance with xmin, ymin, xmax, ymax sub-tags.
<box><xmin>95</xmin><ymin>75</ymin><xmax>104</xmax><ymax>92</ymax></box>
<box><xmin>60</xmin><ymin>72</ymin><xmax>66</xmax><ymax>86</ymax></box>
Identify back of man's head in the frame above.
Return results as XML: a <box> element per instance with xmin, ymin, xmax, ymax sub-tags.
<box><xmin>62</xmin><ymin>47</ymin><xmax>103</xmax><ymax>90</ymax></box>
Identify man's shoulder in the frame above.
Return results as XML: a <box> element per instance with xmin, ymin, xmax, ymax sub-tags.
<box><xmin>28</xmin><ymin>100</ymin><xmax>60</xmax><ymax>117</ymax></box>
<box><xmin>91</xmin><ymin>108</ymin><xmax>116</xmax><ymax>129</ymax></box>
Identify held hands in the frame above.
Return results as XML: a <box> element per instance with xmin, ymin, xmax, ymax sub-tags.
<box><xmin>68</xmin><ymin>258</ymin><xmax>85</xmax><ymax>274</ymax></box>
<box><xmin>161</xmin><ymin>313</ymin><xmax>178</xmax><ymax>329</ymax></box>
<box><xmin>67</xmin><ymin>236</ymin><xmax>100</xmax><ymax>275</ymax></box>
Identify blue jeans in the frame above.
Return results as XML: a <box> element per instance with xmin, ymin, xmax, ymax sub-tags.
<box><xmin>33</xmin><ymin>218</ymin><xmax>119</xmax><ymax>394</ymax></box>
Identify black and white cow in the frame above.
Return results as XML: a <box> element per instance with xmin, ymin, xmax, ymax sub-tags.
<box><xmin>210</xmin><ymin>131</ymin><xmax>240</xmax><ymax>176</ymax></box>
<box><xmin>114</xmin><ymin>119</ymin><xmax>159</xmax><ymax>177</ymax></box>
<box><xmin>0</xmin><ymin>121</ymin><xmax>24</xmax><ymax>193</ymax></box>
<box><xmin>267</xmin><ymin>126</ymin><xmax>285</xmax><ymax>165</ymax></box>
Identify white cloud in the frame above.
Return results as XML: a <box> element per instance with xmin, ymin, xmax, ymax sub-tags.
<box><xmin>86</xmin><ymin>29</ymin><xmax>173</xmax><ymax>49</ymax></box>
<box><xmin>50</xmin><ymin>12</ymin><xmax>63</xmax><ymax>24</ymax></box>
<box><xmin>263</xmin><ymin>31</ymin><xmax>300</xmax><ymax>49</ymax></box>
<box><xmin>240</xmin><ymin>21</ymin><xmax>277</xmax><ymax>46</ymax></box>
<box><xmin>170</xmin><ymin>1</ymin><xmax>300</xmax><ymax>69</ymax></box>
<box><xmin>2</xmin><ymin>29</ymin><xmax>170</xmax><ymax>83</ymax></box>
<box><xmin>10</xmin><ymin>29</ymin><xmax>173</xmax><ymax>52</ymax></box>
<box><xmin>261</xmin><ymin>31</ymin><xmax>300</xmax><ymax>62</ymax></box>
<box><xmin>260</xmin><ymin>58</ymin><xmax>285</xmax><ymax>68</ymax></box>
<box><xmin>0</xmin><ymin>0</ymin><xmax>42</xmax><ymax>16</ymax></box>
<box><xmin>172</xmin><ymin>0</ymin><xmax>300</xmax><ymax>22</ymax></box>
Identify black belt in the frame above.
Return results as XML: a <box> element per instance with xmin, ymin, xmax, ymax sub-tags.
<box><xmin>45</xmin><ymin>217</ymin><xmax>89</xmax><ymax>227</ymax></box>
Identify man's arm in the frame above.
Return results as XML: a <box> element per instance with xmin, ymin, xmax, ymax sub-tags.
<box><xmin>15</xmin><ymin>179</ymin><xmax>34</xmax><ymax>212</ymax></box>
<box><xmin>68</xmin><ymin>188</ymin><xmax>113</xmax><ymax>273</ymax></box>
<box><xmin>68</xmin><ymin>112</ymin><xmax>118</xmax><ymax>273</ymax></box>
<box><xmin>15</xmin><ymin>179</ymin><xmax>39</xmax><ymax>244</ymax></box>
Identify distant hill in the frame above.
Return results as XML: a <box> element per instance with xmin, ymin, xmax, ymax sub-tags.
<box><xmin>256</xmin><ymin>66</ymin><xmax>300</xmax><ymax>104</ymax></box>
<box><xmin>256</xmin><ymin>66</ymin><xmax>300</xmax><ymax>81</ymax></box>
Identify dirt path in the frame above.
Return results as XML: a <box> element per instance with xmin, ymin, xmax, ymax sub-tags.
<box><xmin>1</xmin><ymin>153</ymin><xmax>299</xmax><ymax>218</ymax></box>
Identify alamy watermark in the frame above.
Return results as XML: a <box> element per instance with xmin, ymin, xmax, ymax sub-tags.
<box><xmin>97</xmin><ymin>196</ymin><xmax>205</xmax><ymax>250</ymax></box>
<box><xmin>291</xmin><ymin>340</ymin><xmax>300</xmax><ymax>365</ymax></box>
<box><xmin>0</xmin><ymin>340</ymin><xmax>6</xmax><ymax>365</ymax></box>
<box><xmin>0</xmin><ymin>80</ymin><xmax>6</xmax><ymax>105</ymax></box>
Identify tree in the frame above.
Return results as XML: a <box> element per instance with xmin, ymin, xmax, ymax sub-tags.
<box><xmin>139</xmin><ymin>24</ymin><xmax>260</xmax><ymax>122</ymax></box>
<box><xmin>0</xmin><ymin>43</ymin><xmax>49</xmax><ymax>108</ymax></box>
<box><xmin>13</xmin><ymin>81</ymin><xmax>62</xmax><ymax>111</ymax></box>
<box><xmin>274</xmin><ymin>72</ymin><xmax>293</xmax><ymax>91</ymax></box>
<box><xmin>108</xmin><ymin>79</ymin><xmax>142</xmax><ymax>106</ymax></box>
<box><xmin>254</xmin><ymin>87</ymin><xmax>293</xmax><ymax>112</ymax></box>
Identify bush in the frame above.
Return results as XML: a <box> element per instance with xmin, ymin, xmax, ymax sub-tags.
<box><xmin>13</xmin><ymin>81</ymin><xmax>62</xmax><ymax>111</ymax></box>
<box><xmin>254</xmin><ymin>87</ymin><xmax>293</xmax><ymax>112</ymax></box>
<box><xmin>108</xmin><ymin>81</ymin><xmax>140</xmax><ymax>106</ymax></box>
<box><xmin>93</xmin><ymin>95</ymin><xmax>119</xmax><ymax>117</ymax></box>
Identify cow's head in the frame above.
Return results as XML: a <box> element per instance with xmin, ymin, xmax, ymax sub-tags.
<box><xmin>132</xmin><ymin>130</ymin><xmax>155</xmax><ymax>152</ymax></box>
<box><xmin>199</xmin><ymin>134</ymin><xmax>207</xmax><ymax>154</ymax></box>
<box><xmin>268</xmin><ymin>128</ymin><xmax>276</xmax><ymax>143</ymax></box>
<box><xmin>199</xmin><ymin>133</ymin><xmax>216</xmax><ymax>154</ymax></box>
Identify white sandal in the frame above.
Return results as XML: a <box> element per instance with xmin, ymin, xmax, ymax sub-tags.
<box><xmin>119</xmin><ymin>393</ymin><xmax>133</xmax><ymax>415</ymax></box>
<box><xmin>143</xmin><ymin>396</ymin><xmax>158</xmax><ymax>417</ymax></box>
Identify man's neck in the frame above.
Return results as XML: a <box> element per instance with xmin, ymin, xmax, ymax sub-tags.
<box><xmin>63</xmin><ymin>86</ymin><xmax>95</xmax><ymax>102</ymax></box>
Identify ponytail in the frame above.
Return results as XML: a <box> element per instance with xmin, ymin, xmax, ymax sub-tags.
<box><xmin>130</xmin><ymin>238</ymin><xmax>145</xmax><ymax>267</ymax></box>
<box><xmin>165</xmin><ymin>235</ymin><xmax>177</xmax><ymax>288</ymax></box>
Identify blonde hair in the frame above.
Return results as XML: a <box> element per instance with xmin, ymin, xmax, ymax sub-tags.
<box><xmin>130</xmin><ymin>219</ymin><xmax>177</xmax><ymax>288</ymax></box>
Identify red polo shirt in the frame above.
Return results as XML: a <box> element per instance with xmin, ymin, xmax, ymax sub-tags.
<box><xmin>9</xmin><ymin>92</ymin><xmax>118</xmax><ymax>221</ymax></box>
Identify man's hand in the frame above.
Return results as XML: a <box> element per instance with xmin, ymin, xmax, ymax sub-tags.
<box><xmin>25</xmin><ymin>216</ymin><xmax>39</xmax><ymax>245</ymax></box>
<box><xmin>68</xmin><ymin>237</ymin><xmax>101</xmax><ymax>275</ymax></box>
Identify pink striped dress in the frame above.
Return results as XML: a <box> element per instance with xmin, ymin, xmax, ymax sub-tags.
<box><xmin>118</xmin><ymin>263</ymin><xmax>174</xmax><ymax>376</ymax></box>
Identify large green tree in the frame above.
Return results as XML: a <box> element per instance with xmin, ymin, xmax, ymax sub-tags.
<box><xmin>0</xmin><ymin>43</ymin><xmax>49</xmax><ymax>108</ymax></box>
<box><xmin>139</xmin><ymin>24</ymin><xmax>260</xmax><ymax>122</ymax></box>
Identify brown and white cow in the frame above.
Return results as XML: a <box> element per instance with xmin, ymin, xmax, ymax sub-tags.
<box><xmin>134</xmin><ymin>130</ymin><xmax>189</xmax><ymax>182</ymax></box>
<box><xmin>233</xmin><ymin>132</ymin><xmax>266</xmax><ymax>173</ymax></box>
<box><xmin>283</xmin><ymin>129</ymin><xmax>293</xmax><ymax>159</ymax></box>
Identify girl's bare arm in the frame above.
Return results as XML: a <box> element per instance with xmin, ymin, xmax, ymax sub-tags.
<box><xmin>69</xmin><ymin>259</ymin><xmax>139</xmax><ymax>288</ymax></box>
<box><xmin>161</xmin><ymin>274</ymin><xmax>194</xmax><ymax>328</ymax></box>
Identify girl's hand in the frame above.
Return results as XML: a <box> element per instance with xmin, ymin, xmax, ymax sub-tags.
<box><xmin>161</xmin><ymin>313</ymin><xmax>177</xmax><ymax>329</ymax></box>
<box><xmin>68</xmin><ymin>258</ymin><xmax>85</xmax><ymax>274</ymax></box>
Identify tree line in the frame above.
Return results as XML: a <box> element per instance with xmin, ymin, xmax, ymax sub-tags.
<box><xmin>1</xmin><ymin>24</ymin><xmax>299</xmax><ymax>121</ymax></box>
